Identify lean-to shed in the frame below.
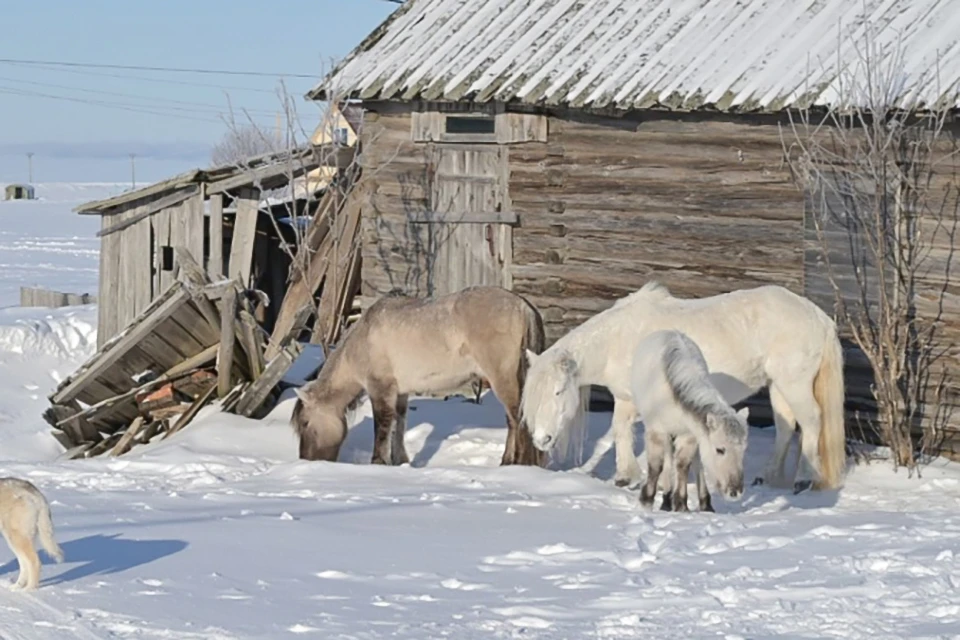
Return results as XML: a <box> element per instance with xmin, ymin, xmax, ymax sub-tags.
<box><xmin>75</xmin><ymin>147</ymin><xmax>349</xmax><ymax>347</ymax></box>
<box><xmin>307</xmin><ymin>0</ymin><xmax>960</xmax><ymax>451</ymax></box>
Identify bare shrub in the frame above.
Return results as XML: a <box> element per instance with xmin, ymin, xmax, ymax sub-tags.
<box><xmin>781</xmin><ymin>28</ymin><xmax>960</xmax><ymax>474</ymax></box>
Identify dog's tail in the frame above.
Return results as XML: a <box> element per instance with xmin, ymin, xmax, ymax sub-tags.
<box><xmin>36</xmin><ymin>497</ymin><xmax>64</xmax><ymax>564</ymax></box>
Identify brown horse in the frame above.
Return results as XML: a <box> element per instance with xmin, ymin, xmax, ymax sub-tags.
<box><xmin>290</xmin><ymin>286</ymin><xmax>547</xmax><ymax>467</ymax></box>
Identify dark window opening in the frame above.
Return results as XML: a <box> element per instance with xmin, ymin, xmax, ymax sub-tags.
<box><xmin>161</xmin><ymin>245</ymin><xmax>175</xmax><ymax>272</ymax></box>
<box><xmin>445</xmin><ymin>116</ymin><xmax>495</xmax><ymax>135</ymax></box>
<box><xmin>202</xmin><ymin>216</ymin><xmax>211</xmax><ymax>269</ymax></box>
<box><xmin>14</xmin><ymin>187</ymin><xmax>23</xmax><ymax>198</ymax></box>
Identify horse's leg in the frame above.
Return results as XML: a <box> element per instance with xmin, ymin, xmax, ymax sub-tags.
<box><xmin>639</xmin><ymin>430</ymin><xmax>666</xmax><ymax>510</ymax></box>
<box><xmin>613</xmin><ymin>399</ymin><xmax>642</xmax><ymax>488</ymax></box>
<box><xmin>369</xmin><ymin>384</ymin><xmax>398</xmax><ymax>465</ymax></box>
<box><xmin>695</xmin><ymin>453</ymin><xmax>714</xmax><ymax>512</ymax></box>
<box><xmin>390</xmin><ymin>394</ymin><xmax>410</xmax><ymax>465</ymax></box>
<box><xmin>783</xmin><ymin>383</ymin><xmax>825</xmax><ymax>494</ymax></box>
<box><xmin>488</xmin><ymin>368</ymin><xmax>543</xmax><ymax>467</ymax></box>
<box><xmin>669</xmin><ymin>434</ymin><xmax>697</xmax><ymax>512</ymax></box>
<box><xmin>752</xmin><ymin>384</ymin><xmax>798</xmax><ymax>489</ymax></box>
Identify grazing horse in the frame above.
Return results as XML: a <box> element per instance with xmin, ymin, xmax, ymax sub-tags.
<box><xmin>630</xmin><ymin>330</ymin><xmax>750</xmax><ymax>512</ymax></box>
<box><xmin>521</xmin><ymin>281</ymin><xmax>846</xmax><ymax>494</ymax></box>
<box><xmin>291</xmin><ymin>286</ymin><xmax>547</xmax><ymax>467</ymax></box>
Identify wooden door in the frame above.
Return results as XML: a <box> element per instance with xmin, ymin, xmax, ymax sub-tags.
<box><xmin>422</xmin><ymin>144</ymin><xmax>514</xmax><ymax>297</ymax></box>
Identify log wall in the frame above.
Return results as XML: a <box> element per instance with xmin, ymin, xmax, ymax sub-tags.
<box><xmin>509</xmin><ymin>113</ymin><xmax>805</xmax><ymax>344</ymax></box>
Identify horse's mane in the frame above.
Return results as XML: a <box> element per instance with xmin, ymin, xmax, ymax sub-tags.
<box><xmin>661</xmin><ymin>333</ymin><xmax>739</xmax><ymax>434</ymax></box>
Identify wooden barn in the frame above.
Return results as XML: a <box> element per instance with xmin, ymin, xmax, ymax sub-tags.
<box><xmin>307</xmin><ymin>0</ymin><xmax>960</xmax><ymax>451</ymax></box>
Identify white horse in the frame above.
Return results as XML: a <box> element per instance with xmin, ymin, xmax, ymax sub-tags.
<box><xmin>520</xmin><ymin>282</ymin><xmax>846</xmax><ymax>494</ymax></box>
<box><xmin>631</xmin><ymin>329</ymin><xmax>750</xmax><ymax>512</ymax></box>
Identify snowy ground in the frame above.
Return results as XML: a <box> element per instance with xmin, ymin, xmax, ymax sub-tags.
<box><xmin>1</xmin><ymin>185</ymin><xmax>960</xmax><ymax>639</ymax></box>
<box><xmin>0</xmin><ymin>183</ymin><xmax>124</xmax><ymax>308</ymax></box>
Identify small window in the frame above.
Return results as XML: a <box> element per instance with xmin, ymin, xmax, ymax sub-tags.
<box><xmin>445</xmin><ymin>116</ymin><xmax>495</xmax><ymax>135</ymax></box>
<box><xmin>333</xmin><ymin>127</ymin><xmax>350</xmax><ymax>146</ymax></box>
<box><xmin>161</xmin><ymin>246</ymin><xmax>175</xmax><ymax>272</ymax></box>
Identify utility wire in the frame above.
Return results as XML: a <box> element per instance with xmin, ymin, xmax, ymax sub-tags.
<box><xmin>0</xmin><ymin>86</ymin><xmax>237</xmax><ymax>124</ymax></box>
<box><xmin>4</xmin><ymin>62</ymin><xmax>280</xmax><ymax>94</ymax></box>
<box><xmin>0</xmin><ymin>75</ymin><xmax>280</xmax><ymax>117</ymax></box>
<box><xmin>0</xmin><ymin>58</ymin><xmax>317</xmax><ymax>78</ymax></box>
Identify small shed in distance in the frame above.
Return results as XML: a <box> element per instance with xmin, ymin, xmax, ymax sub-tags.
<box><xmin>4</xmin><ymin>183</ymin><xmax>35</xmax><ymax>201</ymax></box>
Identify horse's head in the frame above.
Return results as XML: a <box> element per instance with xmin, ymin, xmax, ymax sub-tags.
<box><xmin>291</xmin><ymin>386</ymin><xmax>349</xmax><ymax>462</ymax></box>
<box><xmin>521</xmin><ymin>348</ymin><xmax>584</xmax><ymax>456</ymax></box>
<box><xmin>702</xmin><ymin>406</ymin><xmax>750</xmax><ymax>500</ymax></box>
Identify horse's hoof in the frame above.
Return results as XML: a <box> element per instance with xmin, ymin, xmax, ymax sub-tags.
<box><xmin>752</xmin><ymin>476</ymin><xmax>765</xmax><ymax>486</ymax></box>
<box><xmin>793</xmin><ymin>480</ymin><xmax>813</xmax><ymax>494</ymax></box>
<box><xmin>700</xmin><ymin>502</ymin><xmax>715</xmax><ymax>513</ymax></box>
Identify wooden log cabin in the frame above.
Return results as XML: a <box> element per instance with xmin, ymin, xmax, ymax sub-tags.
<box><xmin>306</xmin><ymin>0</ymin><xmax>960</xmax><ymax>454</ymax></box>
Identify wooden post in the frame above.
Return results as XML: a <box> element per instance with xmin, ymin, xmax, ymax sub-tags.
<box><xmin>209</xmin><ymin>190</ymin><xmax>223</xmax><ymax>280</ymax></box>
<box><xmin>217</xmin><ymin>287</ymin><xmax>237</xmax><ymax>399</ymax></box>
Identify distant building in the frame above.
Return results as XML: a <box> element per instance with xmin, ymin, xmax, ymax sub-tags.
<box><xmin>4</xmin><ymin>184</ymin><xmax>35</xmax><ymax>201</ymax></box>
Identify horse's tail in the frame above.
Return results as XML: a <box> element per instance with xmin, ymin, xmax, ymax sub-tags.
<box><xmin>519</xmin><ymin>296</ymin><xmax>546</xmax><ymax>361</ymax></box>
<box><xmin>813</xmin><ymin>320</ymin><xmax>847</xmax><ymax>490</ymax></box>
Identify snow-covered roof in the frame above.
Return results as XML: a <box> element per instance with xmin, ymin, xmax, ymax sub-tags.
<box><xmin>307</xmin><ymin>0</ymin><xmax>960</xmax><ymax>113</ymax></box>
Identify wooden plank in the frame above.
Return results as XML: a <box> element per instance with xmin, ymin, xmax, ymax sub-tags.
<box><xmin>233</xmin><ymin>342</ymin><xmax>301</xmax><ymax>417</ymax></box>
<box><xmin>96</xmin><ymin>185</ymin><xmax>200</xmax><ymax>237</ymax></box>
<box><xmin>496</xmin><ymin>112</ymin><xmax>548</xmax><ymax>144</ymax></box>
<box><xmin>208</xmin><ymin>192</ymin><xmax>224</xmax><ymax>279</ymax></box>
<box><xmin>237</xmin><ymin>307</ymin><xmax>263</xmax><ymax>380</ymax></box>
<box><xmin>217</xmin><ymin>286</ymin><xmax>237</xmax><ymax>399</ymax></box>
<box><xmin>228</xmin><ymin>187</ymin><xmax>259</xmax><ymax>286</ymax></box>
<box><xmin>163</xmin><ymin>382</ymin><xmax>217</xmax><ymax>441</ymax></box>
<box><xmin>51</xmin><ymin>284</ymin><xmax>191</xmax><ymax>404</ymax></box>
<box><xmin>109</xmin><ymin>416</ymin><xmax>145</xmax><ymax>457</ymax></box>
<box><xmin>98</xmin><ymin>212</ymin><xmax>123</xmax><ymax>347</ymax></box>
<box><xmin>313</xmin><ymin>196</ymin><xmax>363</xmax><ymax>344</ymax></box>
<box><xmin>185</xmin><ymin>192</ymin><xmax>206</xmax><ymax>281</ymax></box>
<box><xmin>205</xmin><ymin>156</ymin><xmax>317</xmax><ymax>196</ymax></box>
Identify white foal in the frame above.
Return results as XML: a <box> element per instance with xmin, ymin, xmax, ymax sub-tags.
<box><xmin>631</xmin><ymin>330</ymin><xmax>749</xmax><ymax>512</ymax></box>
<box><xmin>520</xmin><ymin>281</ymin><xmax>847</xmax><ymax>494</ymax></box>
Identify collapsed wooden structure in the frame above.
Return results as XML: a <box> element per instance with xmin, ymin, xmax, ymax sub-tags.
<box><xmin>46</xmin><ymin>148</ymin><xmax>366</xmax><ymax>458</ymax></box>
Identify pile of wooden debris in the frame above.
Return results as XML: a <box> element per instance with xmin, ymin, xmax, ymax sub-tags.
<box><xmin>44</xmin><ymin>251</ymin><xmax>302</xmax><ymax>459</ymax></box>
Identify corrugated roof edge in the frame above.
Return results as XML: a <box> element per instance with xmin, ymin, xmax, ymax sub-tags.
<box><xmin>305</xmin><ymin>1</ymin><xmax>416</xmax><ymax>102</ymax></box>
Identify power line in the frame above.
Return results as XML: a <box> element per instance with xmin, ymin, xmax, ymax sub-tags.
<box><xmin>0</xmin><ymin>58</ymin><xmax>317</xmax><ymax>79</ymax></box>
<box><xmin>0</xmin><ymin>86</ymin><xmax>227</xmax><ymax>124</ymax></box>
<box><xmin>0</xmin><ymin>75</ymin><xmax>280</xmax><ymax>117</ymax></box>
<box><xmin>7</xmin><ymin>62</ymin><xmax>280</xmax><ymax>94</ymax></box>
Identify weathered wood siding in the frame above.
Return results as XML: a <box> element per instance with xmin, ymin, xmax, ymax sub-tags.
<box><xmin>802</xmin><ymin>145</ymin><xmax>960</xmax><ymax>456</ymax></box>
<box><xmin>509</xmin><ymin>114</ymin><xmax>804</xmax><ymax>344</ymax></box>
<box><xmin>358</xmin><ymin>107</ymin><xmax>440</xmax><ymax>297</ymax></box>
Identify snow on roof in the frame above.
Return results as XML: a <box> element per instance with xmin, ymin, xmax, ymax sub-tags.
<box><xmin>308</xmin><ymin>0</ymin><xmax>960</xmax><ymax>113</ymax></box>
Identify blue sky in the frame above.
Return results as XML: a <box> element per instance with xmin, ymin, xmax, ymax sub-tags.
<box><xmin>0</xmin><ymin>0</ymin><xmax>397</xmax><ymax>182</ymax></box>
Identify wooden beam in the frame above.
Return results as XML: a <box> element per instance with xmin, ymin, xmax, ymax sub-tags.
<box><xmin>234</xmin><ymin>342</ymin><xmax>301</xmax><ymax>418</ymax></box>
<box><xmin>208</xmin><ymin>191</ymin><xmax>224</xmax><ymax>279</ymax></box>
<box><xmin>163</xmin><ymin>383</ymin><xmax>217</xmax><ymax>440</ymax></box>
<box><xmin>96</xmin><ymin>185</ymin><xmax>201</xmax><ymax>237</ymax></box>
<box><xmin>109</xmin><ymin>416</ymin><xmax>146</xmax><ymax>457</ymax></box>
<box><xmin>228</xmin><ymin>187</ymin><xmax>259</xmax><ymax>286</ymax></box>
<box><xmin>206</xmin><ymin>159</ymin><xmax>316</xmax><ymax>196</ymax></box>
<box><xmin>217</xmin><ymin>287</ymin><xmax>237</xmax><ymax>399</ymax></box>
<box><xmin>407</xmin><ymin>210</ymin><xmax>518</xmax><ymax>224</ymax></box>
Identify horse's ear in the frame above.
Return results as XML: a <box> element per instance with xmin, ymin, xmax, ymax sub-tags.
<box><xmin>736</xmin><ymin>406</ymin><xmax>750</xmax><ymax>422</ymax></box>
<box><xmin>294</xmin><ymin>387</ymin><xmax>310</xmax><ymax>404</ymax></box>
<box><xmin>525</xmin><ymin>349</ymin><xmax>539</xmax><ymax>366</ymax></box>
<box><xmin>705</xmin><ymin>413</ymin><xmax>720</xmax><ymax>432</ymax></box>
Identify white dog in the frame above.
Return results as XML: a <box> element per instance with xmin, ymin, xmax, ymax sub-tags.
<box><xmin>0</xmin><ymin>477</ymin><xmax>64</xmax><ymax>590</ymax></box>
